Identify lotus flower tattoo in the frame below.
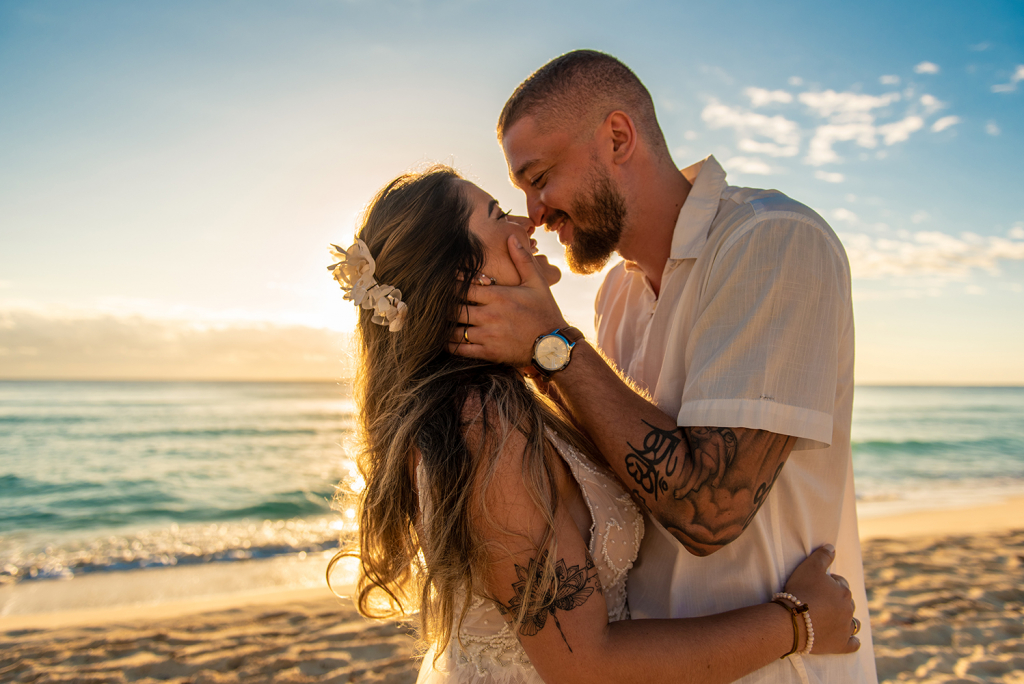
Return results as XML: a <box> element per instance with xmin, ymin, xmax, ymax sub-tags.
<box><xmin>496</xmin><ymin>551</ymin><xmax>601</xmax><ymax>653</ymax></box>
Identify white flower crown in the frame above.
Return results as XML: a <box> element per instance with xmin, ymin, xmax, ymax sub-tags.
<box><xmin>328</xmin><ymin>239</ymin><xmax>408</xmax><ymax>332</ymax></box>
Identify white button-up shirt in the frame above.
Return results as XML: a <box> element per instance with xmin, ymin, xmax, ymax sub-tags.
<box><xmin>596</xmin><ymin>156</ymin><xmax>877</xmax><ymax>684</ymax></box>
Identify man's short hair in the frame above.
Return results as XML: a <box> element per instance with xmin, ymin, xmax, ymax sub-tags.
<box><xmin>497</xmin><ymin>50</ymin><xmax>669</xmax><ymax>158</ymax></box>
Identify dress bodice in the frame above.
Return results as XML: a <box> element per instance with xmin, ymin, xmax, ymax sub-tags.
<box><xmin>417</xmin><ymin>427</ymin><xmax>644</xmax><ymax>684</ymax></box>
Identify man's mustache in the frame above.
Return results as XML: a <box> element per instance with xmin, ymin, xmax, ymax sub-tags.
<box><xmin>544</xmin><ymin>210</ymin><xmax>570</xmax><ymax>231</ymax></box>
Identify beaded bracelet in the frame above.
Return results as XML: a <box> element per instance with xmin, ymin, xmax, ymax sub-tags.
<box><xmin>772</xmin><ymin>592</ymin><xmax>814</xmax><ymax>656</ymax></box>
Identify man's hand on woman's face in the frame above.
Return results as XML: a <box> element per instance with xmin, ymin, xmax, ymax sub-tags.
<box><xmin>449</xmin><ymin>235</ymin><xmax>569</xmax><ymax>367</ymax></box>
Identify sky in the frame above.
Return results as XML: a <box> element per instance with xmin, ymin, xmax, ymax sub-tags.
<box><xmin>1</xmin><ymin>0</ymin><xmax>1022</xmax><ymax>383</ymax></box>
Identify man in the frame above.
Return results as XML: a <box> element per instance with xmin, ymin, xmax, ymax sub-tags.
<box><xmin>454</xmin><ymin>50</ymin><xmax>876</xmax><ymax>683</ymax></box>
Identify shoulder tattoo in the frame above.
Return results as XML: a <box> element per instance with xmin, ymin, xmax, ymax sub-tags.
<box><xmin>496</xmin><ymin>550</ymin><xmax>602</xmax><ymax>652</ymax></box>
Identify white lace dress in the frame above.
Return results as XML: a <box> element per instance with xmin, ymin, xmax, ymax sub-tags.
<box><xmin>416</xmin><ymin>428</ymin><xmax>644</xmax><ymax>684</ymax></box>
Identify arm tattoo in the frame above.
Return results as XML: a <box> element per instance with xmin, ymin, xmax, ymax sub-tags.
<box><xmin>742</xmin><ymin>462</ymin><xmax>785</xmax><ymax>530</ymax></box>
<box><xmin>625</xmin><ymin>422</ymin><xmax>792</xmax><ymax>551</ymax></box>
<box><xmin>624</xmin><ymin>420</ymin><xmax>683</xmax><ymax>501</ymax></box>
<box><xmin>681</xmin><ymin>426</ymin><xmax>738</xmax><ymax>497</ymax></box>
<box><xmin>496</xmin><ymin>550</ymin><xmax>601</xmax><ymax>653</ymax></box>
<box><xmin>625</xmin><ymin>422</ymin><xmax>738</xmax><ymax>502</ymax></box>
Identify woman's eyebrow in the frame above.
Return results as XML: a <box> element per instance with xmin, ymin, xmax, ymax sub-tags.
<box><xmin>487</xmin><ymin>199</ymin><xmax>499</xmax><ymax>217</ymax></box>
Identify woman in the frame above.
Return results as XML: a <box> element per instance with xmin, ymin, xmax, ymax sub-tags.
<box><xmin>329</xmin><ymin>165</ymin><xmax>860</xmax><ymax>684</ymax></box>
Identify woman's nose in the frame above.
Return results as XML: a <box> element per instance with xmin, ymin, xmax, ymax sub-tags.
<box><xmin>508</xmin><ymin>214</ymin><xmax>535</xmax><ymax>236</ymax></box>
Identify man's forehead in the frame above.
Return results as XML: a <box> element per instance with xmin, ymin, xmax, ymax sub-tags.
<box><xmin>502</xmin><ymin>115</ymin><xmax>565</xmax><ymax>179</ymax></box>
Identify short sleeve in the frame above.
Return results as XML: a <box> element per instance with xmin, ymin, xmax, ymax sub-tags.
<box><xmin>676</xmin><ymin>213</ymin><xmax>849</xmax><ymax>449</ymax></box>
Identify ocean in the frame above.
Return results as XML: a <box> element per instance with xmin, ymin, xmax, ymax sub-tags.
<box><xmin>1</xmin><ymin>381</ymin><xmax>1023</xmax><ymax>596</ymax></box>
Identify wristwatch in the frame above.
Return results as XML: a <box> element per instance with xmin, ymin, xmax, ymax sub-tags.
<box><xmin>531</xmin><ymin>327</ymin><xmax>584</xmax><ymax>376</ymax></box>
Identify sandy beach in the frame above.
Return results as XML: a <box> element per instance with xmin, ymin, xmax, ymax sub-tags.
<box><xmin>3</xmin><ymin>500</ymin><xmax>1023</xmax><ymax>684</ymax></box>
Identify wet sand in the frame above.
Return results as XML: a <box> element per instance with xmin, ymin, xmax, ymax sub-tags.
<box><xmin>4</xmin><ymin>501</ymin><xmax>1024</xmax><ymax>683</ymax></box>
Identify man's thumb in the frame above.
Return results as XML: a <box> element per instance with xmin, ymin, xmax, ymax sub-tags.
<box><xmin>508</xmin><ymin>235</ymin><xmax>544</xmax><ymax>286</ymax></box>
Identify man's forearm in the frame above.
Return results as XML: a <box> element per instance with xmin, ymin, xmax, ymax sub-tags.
<box><xmin>551</xmin><ymin>342</ymin><xmax>795</xmax><ymax>555</ymax></box>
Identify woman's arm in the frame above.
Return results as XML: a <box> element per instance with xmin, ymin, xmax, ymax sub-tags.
<box><xmin>476</xmin><ymin>426</ymin><xmax>858</xmax><ymax>684</ymax></box>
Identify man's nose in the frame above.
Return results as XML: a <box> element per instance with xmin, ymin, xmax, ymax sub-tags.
<box><xmin>526</xmin><ymin>194</ymin><xmax>549</xmax><ymax>228</ymax></box>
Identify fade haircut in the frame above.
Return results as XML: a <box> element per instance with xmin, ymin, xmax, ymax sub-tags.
<box><xmin>497</xmin><ymin>50</ymin><xmax>670</xmax><ymax>159</ymax></box>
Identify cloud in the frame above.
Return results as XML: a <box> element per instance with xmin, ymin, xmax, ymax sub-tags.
<box><xmin>725</xmin><ymin>156</ymin><xmax>773</xmax><ymax>174</ymax></box>
<box><xmin>986</xmin><ymin>121</ymin><xmax>1001</xmax><ymax>136</ymax></box>
<box><xmin>931</xmin><ymin>116</ymin><xmax>961</xmax><ymax>132</ymax></box>
<box><xmin>705</xmin><ymin>75</ymin><xmax>960</xmax><ymax>170</ymax></box>
<box><xmin>798</xmin><ymin>90</ymin><xmax>900</xmax><ymax>119</ymax></box>
<box><xmin>911</xmin><ymin>210</ymin><xmax>930</xmax><ymax>224</ymax></box>
<box><xmin>991</xmin><ymin>65</ymin><xmax>1024</xmax><ymax>93</ymax></box>
<box><xmin>842</xmin><ymin>230</ymin><xmax>1024</xmax><ymax>279</ymax></box>
<box><xmin>745</xmin><ymin>87</ymin><xmax>793</xmax><ymax>107</ymax></box>
<box><xmin>815</xmin><ymin>170</ymin><xmax>845</xmax><ymax>183</ymax></box>
<box><xmin>880</xmin><ymin>75</ymin><xmax>900</xmax><ymax>85</ymax></box>
<box><xmin>788</xmin><ymin>76</ymin><xmax>803</xmax><ymax>86</ymax></box>
<box><xmin>798</xmin><ymin>90</ymin><xmax>907</xmax><ymax>165</ymax></box>
<box><xmin>1010</xmin><ymin>223</ymin><xmax>1024</xmax><ymax>240</ymax></box>
<box><xmin>919</xmin><ymin>94</ymin><xmax>945</xmax><ymax>115</ymax></box>
<box><xmin>970</xmin><ymin>42</ymin><xmax>990</xmax><ymax>51</ymax></box>
<box><xmin>806</xmin><ymin>123</ymin><xmax>878</xmax><ymax>165</ymax></box>
<box><xmin>701</xmin><ymin>100</ymin><xmax>800</xmax><ymax>152</ymax></box>
<box><xmin>878</xmin><ymin>115</ymin><xmax>924</xmax><ymax>144</ymax></box>
<box><xmin>737</xmin><ymin>138</ymin><xmax>799</xmax><ymax>157</ymax></box>
<box><xmin>684</xmin><ymin>130</ymin><xmax>698</xmax><ymax>140</ymax></box>
<box><xmin>914</xmin><ymin>61</ymin><xmax>940</xmax><ymax>74</ymax></box>
<box><xmin>0</xmin><ymin>313</ymin><xmax>352</xmax><ymax>380</ymax></box>
<box><xmin>831</xmin><ymin>208</ymin><xmax>859</xmax><ymax>223</ymax></box>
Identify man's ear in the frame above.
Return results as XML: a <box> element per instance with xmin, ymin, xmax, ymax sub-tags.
<box><xmin>605</xmin><ymin>111</ymin><xmax>637</xmax><ymax>166</ymax></box>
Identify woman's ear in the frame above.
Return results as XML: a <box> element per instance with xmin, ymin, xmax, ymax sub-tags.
<box><xmin>605</xmin><ymin>111</ymin><xmax>637</xmax><ymax>166</ymax></box>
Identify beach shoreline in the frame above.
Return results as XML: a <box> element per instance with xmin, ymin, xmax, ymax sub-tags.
<box><xmin>4</xmin><ymin>501</ymin><xmax>1024</xmax><ymax>682</ymax></box>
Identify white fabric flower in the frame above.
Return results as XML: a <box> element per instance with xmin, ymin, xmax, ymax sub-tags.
<box><xmin>328</xmin><ymin>240</ymin><xmax>408</xmax><ymax>332</ymax></box>
<box><xmin>369</xmin><ymin>286</ymin><xmax>407</xmax><ymax>331</ymax></box>
<box><xmin>387</xmin><ymin>300</ymin><xmax>408</xmax><ymax>332</ymax></box>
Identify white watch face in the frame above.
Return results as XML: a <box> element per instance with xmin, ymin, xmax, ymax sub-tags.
<box><xmin>535</xmin><ymin>335</ymin><xmax>570</xmax><ymax>372</ymax></box>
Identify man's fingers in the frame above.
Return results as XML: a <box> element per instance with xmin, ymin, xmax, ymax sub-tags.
<box><xmin>811</xmin><ymin>544</ymin><xmax>836</xmax><ymax>572</ymax></box>
<box><xmin>448</xmin><ymin>326</ymin><xmax>472</xmax><ymax>346</ymax></box>
<box><xmin>447</xmin><ymin>340</ymin><xmax>486</xmax><ymax>358</ymax></box>
<box><xmin>508</xmin><ymin>235</ymin><xmax>546</xmax><ymax>287</ymax></box>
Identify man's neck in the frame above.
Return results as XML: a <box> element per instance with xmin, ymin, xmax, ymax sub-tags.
<box><xmin>617</xmin><ymin>157</ymin><xmax>691</xmax><ymax>297</ymax></box>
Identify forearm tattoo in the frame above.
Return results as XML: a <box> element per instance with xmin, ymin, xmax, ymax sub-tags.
<box><xmin>624</xmin><ymin>421</ymin><xmax>683</xmax><ymax>501</ymax></box>
<box><xmin>496</xmin><ymin>551</ymin><xmax>602</xmax><ymax>652</ymax></box>
<box><xmin>625</xmin><ymin>422</ymin><xmax>737</xmax><ymax>502</ymax></box>
<box><xmin>624</xmin><ymin>422</ymin><xmax>788</xmax><ymax>551</ymax></box>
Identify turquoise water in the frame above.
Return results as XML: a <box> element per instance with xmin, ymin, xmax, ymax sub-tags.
<box><xmin>850</xmin><ymin>386</ymin><xmax>1024</xmax><ymax>511</ymax></box>
<box><xmin>1</xmin><ymin>382</ymin><xmax>1022</xmax><ymax>584</ymax></box>
<box><xmin>0</xmin><ymin>381</ymin><xmax>357</xmax><ymax>583</ymax></box>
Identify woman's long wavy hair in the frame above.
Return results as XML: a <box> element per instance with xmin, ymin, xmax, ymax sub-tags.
<box><xmin>328</xmin><ymin>165</ymin><xmax>595</xmax><ymax>659</ymax></box>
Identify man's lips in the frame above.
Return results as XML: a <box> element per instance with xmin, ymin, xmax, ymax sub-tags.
<box><xmin>546</xmin><ymin>216</ymin><xmax>572</xmax><ymax>245</ymax></box>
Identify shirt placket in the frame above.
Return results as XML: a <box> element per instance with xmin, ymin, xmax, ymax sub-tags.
<box><xmin>626</xmin><ymin>277</ymin><xmax>658</xmax><ymax>385</ymax></box>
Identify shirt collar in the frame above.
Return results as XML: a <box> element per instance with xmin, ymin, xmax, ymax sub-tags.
<box><xmin>670</xmin><ymin>155</ymin><xmax>728</xmax><ymax>261</ymax></box>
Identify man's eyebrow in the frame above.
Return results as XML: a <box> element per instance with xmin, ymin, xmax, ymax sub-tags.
<box><xmin>513</xmin><ymin>159</ymin><xmax>541</xmax><ymax>181</ymax></box>
<box><xmin>487</xmin><ymin>199</ymin><xmax>499</xmax><ymax>217</ymax></box>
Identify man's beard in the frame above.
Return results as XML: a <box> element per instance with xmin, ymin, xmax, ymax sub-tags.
<box><xmin>563</xmin><ymin>171</ymin><xmax>628</xmax><ymax>275</ymax></box>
